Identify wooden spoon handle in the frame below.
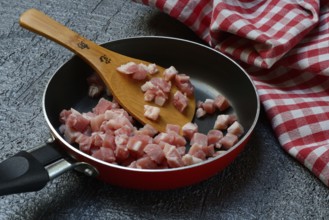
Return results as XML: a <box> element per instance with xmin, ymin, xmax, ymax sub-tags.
<box><xmin>19</xmin><ymin>9</ymin><xmax>117</xmax><ymax>74</ymax></box>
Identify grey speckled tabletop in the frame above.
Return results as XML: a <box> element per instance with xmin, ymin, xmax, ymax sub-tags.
<box><xmin>0</xmin><ymin>1</ymin><xmax>328</xmax><ymax>219</ymax></box>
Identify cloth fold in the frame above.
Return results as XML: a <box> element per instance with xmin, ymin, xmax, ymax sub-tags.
<box><xmin>135</xmin><ymin>0</ymin><xmax>329</xmax><ymax>187</ymax></box>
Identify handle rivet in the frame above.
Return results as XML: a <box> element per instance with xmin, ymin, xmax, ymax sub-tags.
<box><xmin>84</xmin><ymin>168</ymin><xmax>94</xmax><ymax>176</ymax></box>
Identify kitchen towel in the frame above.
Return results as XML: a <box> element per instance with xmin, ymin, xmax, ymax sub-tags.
<box><xmin>135</xmin><ymin>0</ymin><xmax>329</xmax><ymax>187</ymax></box>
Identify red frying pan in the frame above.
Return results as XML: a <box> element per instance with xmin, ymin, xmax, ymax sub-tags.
<box><xmin>0</xmin><ymin>36</ymin><xmax>259</xmax><ymax>195</ymax></box>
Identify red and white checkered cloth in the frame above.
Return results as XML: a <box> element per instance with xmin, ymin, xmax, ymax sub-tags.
<box><xmin>135</xmin><ymin>0</ymin><xmax>329</xmax><ymax>187</ymax></box>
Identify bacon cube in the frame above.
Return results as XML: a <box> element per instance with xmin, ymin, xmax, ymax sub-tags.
<box><xmin>144</xmin><ymin>105</ymin><xmax>160</xmax><ymax>121</ymax></box>
<box><xmin>214</xmin><ymin>114</ymin><xmax>237</xmax><ymax>130</ymax></box>
<box><xmin>116</xmin><ymin>62</ymin><xmax>138</xmax><ymax>74</ymax></box>
<box><xmin>196</xmin><ymin>107</ymin><xmax>206</xmax><ymax>118</ymax></box>
<box><xmin>214</xmin><ymin>95</ymin><xmax>230</xmax><ymax>111</ymax></box>
<box><xmin>136</xmin><ymin>156</ymin><xmax>158</xmax><ymax>169</ymax></box>
<box><xmin>173</xmin><ymin>90</ymin><xmax>188</xmax><ymax>112</ymax></box>
<box><xmin>163</xmin><ymin>66</ymin><xmax>178</xmax><ymax>81</ymax></box>
<box><xmin>190</xmin><ymin>132</ymin><xmax>208</xmax><ymax>147</ymax></box>
<box><xmin>163</xmin><ymin>143</ymin><xmax>184</xmax><ymax>168</ymax></box>
<box><xmin>202</xmin><ymin>99</ymin><xmax>216</xmax><ymax>114</ymax></box>
<box><xmin>182</xmin><ymin>154</ymin><xmax>203</xmax><ymax>166</ymax></box>
<box><xmin>92</xmin><ymin>147</ymin><xmax>116</xmax><ymax>163</ymax></box>
<box><xmin>220</xmin><ymin>133</ymin><xmax>238</xmax><ymax>150</ymax></box>
<box><xmin>227</xmin><ymin>121</ymin><xmax>244</xmax><ymax>136</ymax></box>
<box><xmin>182</xmin><ymin>122</ymin><xmax>198</xmax><ymax>140</ymax></box>
<box><xmin>144</xmin><ymin>143</ymin><xmax>165</xmax><ymax>164</ymax></box>
<box><xmin>147</xmin><ymin>63</ymin><xmax>159</xmax><ymax>74</ymax></box>
<box><xmin>166</xmin><ymin>124</ymin><xmax>181</xmax><ymax>134</ymax></box>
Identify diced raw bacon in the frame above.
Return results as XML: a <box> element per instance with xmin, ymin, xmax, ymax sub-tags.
<box><xmin>104</xmin><ymin>109</ymin><xmax>133</xmax><ymax>122</ymax></box>
<box><xmin>127</xmin><ymin>139</ymin><xmax>143</xmax><ymax>158</ymax></box>
<box><xmin>176</xmin><ymin>146</ymin><xmax>186</xmax><ymax>156</ymax></box>
<box><xmin>188</xmin><ymin>144</ymin><xmax>206</xmax><ymax>160</ymax></box>
<box><xmin>144</xmin><ymin>89</ymin><xmax>156</xmax><ymax>102</ymax></box>
<box><xmin>154</xmin><ymin>131</ymin><xmax>186</xmax><ymax>147</ymax></box>
<box><xmin>150</xmin><ymin>77</ymin><xmax>172</xmax><ymax>93</ymax></box>
<box><xmin>59</xmin><ymin>64</ymin><xmax>246</xmax><ymax>169</ymax></box>
<box><xmin>196</xmin><ymin>95</ymin><xmax>231</xmax><ymax>118</ymax></box>
<box><xmin>117</xmin><ymin>62</ymin><xmax>138</xmax><ymax>74</ymax></box>
<box><xmin>76</xmin><ymin>134</ymin><xmax>92</xmax><ymax>153</ymax></box>
<box><xmin>137</xmin><ymin>124</ymin><xmax>158</xmax><ymax>137</ymax></box>
<box><xmin>202</xmin><ymin>145</ymin><xmax>215</xmax><ymax>157</ymax></box>
<box><xmin>154</xmin><ymin>89</ymin><xmax>168</xmax><ymax>106</ymax></box>
<box><xmin>173</xmin><ymin>90</ymin><xmax>188</xmax><ymax>112</ymax></box>
<box><xmin>141</xmin><ymin>77</ymin><xmax>172</xmax><ymax>106</ymax></box>
<box><xmin>172</xmin><ymin>133</ymin><xmax>187</xmax><ymax>146</ymax></box>
<box><xmin>65</xmin><ymin>109</ymin><xmax>90</xmax><ymax>132</ymax></box>
<box><xmin>174</xmin><ymin>74</ymin><xmax>194</xmax><ymax>97</ymax></box>
<box><xmin>212</xmin><ymin>151</ymin><xmax>226</xmax><ymax>157</ymax></box>
<box><xmin>87</xmin><ymin>73</ymin><xmax>105</xmax><ymax>98</ymax></box>
<box><xmin>213</xmin><ymin>114</ymin><xmax>237</xmax><ymax>130</ymax></box>
<box><xmin>59</xmin><ymin>109</ymin><xmax>72</xmax><ymax>123</ymax></box>
<box><xmin>59</xmin><ymin>124</ymin><xmax>66</xmax><ymax>134</ymax></box>
<box><xmin>154</xmin><ymin>132</ymin><xmax>175</xmax><ymax>145</ymax></box>
<box><xmin>115</xmin><ymin>145</ymin><xmax>130</xmax><ymax>161</ymax></box>
<box><xmin>214</xmin><ymin>95</ymin><xmax>230</xmax><ymax>111</ymax></box>
<box><xmin>190</xmin><ymin>132</ymin><xmax>208</xmax><ymax>147</ymax></box>
<box><xmin>113</xmin><ymin>124</ymin><xmax>135</xmax><ymax>137</ymax></box>
<box><xmin>127</xmin><ymin>134</ymin><xmax>153</xmax><ymax>158</ymax></box>
<box><xmin>182</xmin><ymin>154</ymin><xmax>203</xmax><ymax>166</ymax></box>
<box><xmin>196</xmin><ymin>107</ymin><xmax>207</xmax><ymax>118</ymax></box>
<box><xmin>227</xmin><ymin>121</ymin><xmax>244</xmax><ymax>137</ymax></box>
<box><xmin>115</xmin><ymin>134</ymin><xmax>129</xmax><ymax>147</ymax></box>
<box><xmin>63</xmin><ymin>126</ymin><xmax>82</xmax><ymax>143</ymax></box>
<box><xmin>144</xmin><ymin>143</ymin><xmax>165</xmax><ymax>164</ymax></box>
<box><xmin>147</xmin><ymin>63</ymin><xmax>158</xmax><ymax>74</ymax></box>
<box><xmin>132</xmin><ymin>63</ymin><xmax>148</xmax><ymax>80</ymax></box>
<box><xmin>102</xmin><ymin>132</ymin><xmax>116</xmax><ymax>150</ymax></box>
<box><xmin>197</xmin><ymin>101</ymin><xmax>203</xmax><ymax>108</ymax></box>
<box><xmin>106</xmin><ymin>116</ymin><xmax>134</xmax><ymax>131</ymax></box>
<box><xmin>135</xmin><ymin>156</ymin><xmax>158</xmax><ymax>169</ymax></box>
<box><xmin>163</xmin><ymin>143</ymin><xmax>184</xmax><ymax>168</ymax></box>
<box><xmin>144</xmin><ymin>105</ymin><xmax>160</xmax><ymax>121</ymax></box>
<box><xmin>92</xmin><ymin>98</ymin><xmax>119</xmax><ymax>115</ymax></box>
<box><xmin>166</xmin><ymin>124</ymin><xmax>180</xmax><ymax>134</ymax></box>
<box><xmin>141</xmin><ymin>81</ymin><xmax>155</xmax><ymax>92</ymax></box>
<box><xmin>92</xmin><ymin>147</ymin><xmax>116</xmax><ymax>163</ymax></box>
<box><xmin>82</xmin><ymin>112</ymin><xmax>96</xmax><ymax>121</ymax></box>
<box><xmin>90</xmin><ymin>114</ymin><xmax>106</xmax><ymax>132</ymax></box>
<box><xmin>228</xmin><ymin>114</ymin><xmax>238</xmax><ymax>124</ymax></box>
<box><xmin>202</xmin><ymin>99</ymin><xmax>216</xmax><ymax>114</ymax></box>
<box><xmin>163</xmin><ymin>66</ymin><xmax>178</xmax><ymax>81</ymax></box>
<box><xmin>175</xmin><ymin>73</ymin><xmax>190</xmax><ymax>84</ymax></box>
<box><xmin>207</xmin><ymin>129</ymin><xmax>223</xmax><ymax>145</ymax></box>
<box><xmin>157</xmin><ymin>141</ymin><xmax>166</xmax><ymax>150</ymax></box>
<box><xmin>128</xmin><ymin>161</ymin><xmax>137</xmax><ymax>168</ymax></box>
<box><xmin>182</xmin><ymin>122</ymin><xmax>198</xmax><ymax>140</ymax></box>
<box><xmin>88</xmin><ymin>84</ymin><xmax>104</xmax><ymax>98</ymax></box>
<box><xmin>103</xmin><ymin>116</ymin><xmax>134</xmax><ymax>132</ymax></box>
<box><xmin>117</xmin><ymin>62</ymin><xmax>149</xmax><ymax>80</ymax></box>
<box><xmin>220</xmin><ymin>133</ymin><xmax>239</xmax><ymax>150</ymax></box>
<box><xmin>91</xmin><ymin>132</ymin><xmax>105</xmax><ymax>149</ymax></box>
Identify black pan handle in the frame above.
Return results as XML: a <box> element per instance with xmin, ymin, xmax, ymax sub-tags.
<box><xmin>0</xmin><ymin>140</ymin><xmax>63</xmax><ymax>196</ymax></box>
<box><xmin>0</xmin><ymin>139</ymin><xmax>99</xmax><ymax>196</ymax></box>
<box><xmin>0</xmin><ymin>151</ymin><xmax>50</xmax><ymax>196</ymax></box>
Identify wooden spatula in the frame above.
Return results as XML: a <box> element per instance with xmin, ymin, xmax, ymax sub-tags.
<box><xmin>19</xmin><ymin>9</ymin><xmax>195</xmax><ymax>133</ymax></box>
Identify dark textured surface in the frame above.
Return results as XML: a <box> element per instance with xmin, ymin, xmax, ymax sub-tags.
<box><xmin>0</xmin><ymin>1</ymin><xmax>328</xmax><ymax>219</ymax></box>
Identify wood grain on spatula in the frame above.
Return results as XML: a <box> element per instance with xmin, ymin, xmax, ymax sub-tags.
<box><xmin>19</xmin><ymin>9</ymin><xmax>195</xmax><ymax>133</ymax></box>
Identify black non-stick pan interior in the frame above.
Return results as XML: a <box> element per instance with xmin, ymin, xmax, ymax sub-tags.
<box><xmin>45</xmin><ymin>37</ymin><xmax>258</xmax><ymax>143</ymax></box>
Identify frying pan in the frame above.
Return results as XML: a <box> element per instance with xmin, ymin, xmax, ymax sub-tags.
<box><xmin>0</xmin><ymin>36</ymin><xmax>259</xmax><ymax>195</ymax></box>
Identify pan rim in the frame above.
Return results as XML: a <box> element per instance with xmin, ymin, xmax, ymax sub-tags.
<box><xmin>42</xmin><ymin>35</ymin><xmax>260</xmax><ymax>173</ymax></box>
